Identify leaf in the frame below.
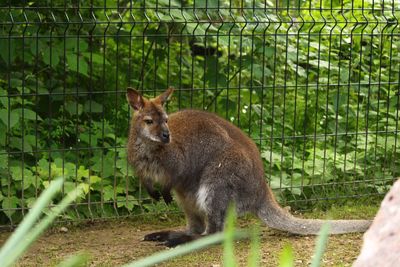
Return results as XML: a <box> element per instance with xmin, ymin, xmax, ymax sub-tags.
<box><xmin>10</xmin><ymin>137</ymin><xmax>33</xmax><ymax>153</ymax></box>
<box><xmin>83</xmin><ymin>100</ymin><xmax>103</xmax><ymax>113</ymax></box>
<box><xmin>0</xmin><ymin>108</ymin><xmax>20</xmax><ymax>129</ymax></box>
<box><xmin>0</xmin><ymin>91</ymin><xmax>8</xmax><ymax>108</ymax></box>
<box><xmin>0</xmin><ymin>154</ymin><xmax>7</xmax><ymax>169</ymax></box>
<box><xmin>64</xmin><ymin>101</ymin><xmax>83</xmax><ymax>116</ymax></box>
<box><xmin>66</xmin><ymin>53</ymin><xmax>89</xmax><ymax>77</ymax></box>
<box><xmin>92</xmin><ymin>152</ymin><xmax>115</xmax><ymax>178</ymax></box>
<box><xmin>117</xmin><ymin>195</ymin><xmax>138</xmax><ymax>211</ymax></box>
<box><xmin>66</xmin><ymin>39</ymin><xmax>88</xmax><ymax>52</ymax></box>
<box><xmin>14</xmin><ymin>108</ymin><xmax>43</xmax><ymax>121</ymax></box>
<box><xmin>0</xmin><ymin>39</ymin><xmax>16</xmax><ymax>64</ymax></box>
<box><xmin>88</xmin><ymin>175</ymin><xmax>101</xmax><ymax>184</ymax></box>
<box><xmin>63</xmin><ymin>181</ymin><xmax>76</xmax><ymax>194</ymax></box>
<box><xmin>261</xmin><ymin>150</ymin><xmax>282</xmax><ymax>168</ymax></box>
<box><xmin>82</xmin><ymin>52</ymin><xmax>110</xmax><ymax>66</ymax></box>
<box><xmin>23</xmin><ymin>170</ymin><xmax>37</xmax><ymax>190</ymax></box>
<box><xmin>42</xmin><ymin>46</ymin><xmax>61</xmax><ymax>66</ymax></box>
<box><xmin>116</xmin><ymin>157</ymin><xmax>129</xmax><ymax>175</ymax></box>
<box><xmin>10</xmin><ymin>166</ymin><xmax>23</xmax><ymax>181</ymax></box>
<box><xmin>77</xmin><ymin>166</ymin><xmax>89</xmax><ymax>181</ymax></box>
<box><xmin>103</xmin><ymin>185</ymin><xmax>115</xmax><ymax>201</ymax></box>
<box><xmin>2</xmin><ymin>196</ymin><xmax>19</xmax><ymax>219</ymax></box>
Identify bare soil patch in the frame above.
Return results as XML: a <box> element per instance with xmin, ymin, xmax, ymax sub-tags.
<box><xmin>0</xmin><ymin>212</ymin><xmax>369</xmax><ymax>267</ymax></box>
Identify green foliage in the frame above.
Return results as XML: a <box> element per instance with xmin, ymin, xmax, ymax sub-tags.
<box><xmin>0</xmin><ymin>0</ymin><xmax>398</xmax><ymax>222</ymax></box>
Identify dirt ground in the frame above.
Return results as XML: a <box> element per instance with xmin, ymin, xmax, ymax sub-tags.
<box><xmin>0</xmin><ymin>208</ymin><xmax>376</xmax><ymax>267</ymax></box>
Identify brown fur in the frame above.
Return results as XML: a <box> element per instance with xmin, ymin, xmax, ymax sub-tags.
<box><xmin>126</xmin><ymin>88</ymin><xmax>372</xmax><ymax>246</ymax></box>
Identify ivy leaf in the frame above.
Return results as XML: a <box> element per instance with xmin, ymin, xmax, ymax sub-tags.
<box><xmin>2</xmin><ymin>196</ymin><xmax>19</xmax><ymax>219</ymax></box>
<box><xmin>92</xmin><ymin>152</ymin><xmax>115</xmax><ymax>178</ymax></box>
<box><xmin>103</xmin><ymin>185</ymin><xmax>115</xmax><ymax>201</ymax></box>
<box><xmin>0</xmin><ymin>154</ymin><xmax>7</xmax><ymax>169</ymax></box>
<box><xmin>66</xmin><ymin>53</ymin><xmax>89</xmax><ymax>77</ymax></box>
<box><xmin>0</xmin><ymin>39</ymin><xmax>16</xmax><ymax>65</ymax></box>
<box><xmin>10</xmin><ymin>137</ymin><xmax>33</xmax><ymax>153</ymax></box>
<box><xmin>82</xmin><ymin>52</ymin><xmax>110</xmax><ymax>66</ymax></box>
<box><xmin>64</xmin><ymin>101</ymin><xmax>83</xmax><ymax>116</ymax></box>
<box><xmin>0</xmin><ymin>108</ymin><xmax>20</xmax><ymax>129</ymax></box>
<box><xmin>117</xmin><ymin>195</ymin><xmax>138</xmax><ymax>211</ymax></box>
<box><xmin>77</xmin><ymin>166</ymin><xmax>89</xmax><ymax>181</ymax></box>
<box><xmin>10</xmin><ymin>166</ymin><xmax>23</xmax><ymax>181</ymax></box>
<box><xmin>88</xmin><ymin>175</ymin><xmax>101</xmax><ymax>184</ymax></box>
<box><xmin>83</xmin><ymin>100</ymin><xmax>103</xmax><ymax>113</ymax></box>
<box><xmin>43</xmin><ymin>46</ymin><xmax>61</xmax><ymax>66</ymax></box>
<box><xmin>23</xmin><ymin>170</ymin><xmax>37</xmax><ymax>189</ymax></box>
<box><xmin>66</xmin><ymin>39</ymin><xmax>88</xmax><ymax>52</ymax></box>
<box><xmin>14</xmin><ymin>108</ymin><xmax>43</xmax><ymax>121</ymax></box>
<box><xmin>63</xmin><ymin>181</ymin><xmax>76</xmax><ymax>194</ymax></box>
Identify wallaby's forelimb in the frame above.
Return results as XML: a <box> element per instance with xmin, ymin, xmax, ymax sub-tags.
<box><xmin>161</xmin><ymin>187</ymin><xmax>173</xmax><ymax>205</ymax></box>
<box><xmin>141</xmin><ymin>178</ymin><xmax>161</xmax><ymax>201</ymax></box>
<box><xmin>141</xmin><ymin>178</ymin><xmax>173</xmax><ymax>205</ymax></box>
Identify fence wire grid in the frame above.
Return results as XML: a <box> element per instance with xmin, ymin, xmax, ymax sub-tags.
<box><xmin>0</xmin><ymin>0</ymin><xmax>399</xmax><ymax>227</ymax></box>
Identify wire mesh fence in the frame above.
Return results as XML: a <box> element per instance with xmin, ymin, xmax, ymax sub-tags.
<box><xmin>0</xmin><ymin>0</ymin><xmax>399</xmax><ymax>227</ymax></box>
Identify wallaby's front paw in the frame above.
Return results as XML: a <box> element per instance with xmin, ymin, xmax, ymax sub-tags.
<box><xmin>148</xmin><ymin>191</ymin><xmax>161</xmax><ymax>202</ymax></box>
<box><xmin>162</xmin><ymin>191</ymin><xmax>173</xmax><ymax>205</ymax></box>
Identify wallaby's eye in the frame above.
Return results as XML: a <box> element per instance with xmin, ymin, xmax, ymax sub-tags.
<box><xmin>165</xmin><ymin>119</ymin><xmax>168</xmax><ymax>123</ymax></box>
<box><xmin>144</xmin><ymin>119</ymin><xmax>153</xmax><ymax>125</ymax></box>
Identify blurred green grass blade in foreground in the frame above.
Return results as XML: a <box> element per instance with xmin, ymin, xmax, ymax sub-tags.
<box><xmin>310</xmin><ymin>223</ymin><xmax>331</xmax><ymax>267</ymax></box>
<box><xmin>0</xmin><ymin>177</ymin><xmax>85</xmax><ymax>267</ymax></box>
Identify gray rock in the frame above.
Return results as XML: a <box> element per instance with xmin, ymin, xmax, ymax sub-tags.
<box><xmin>353</xmin><ymin>179</ymin><xmax>400</xmax><ymax>267</ymax></box>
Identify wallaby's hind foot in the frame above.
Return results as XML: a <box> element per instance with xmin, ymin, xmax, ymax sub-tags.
<box><xmin>160</xmin><ymin>232</ymin><xmax>196</xmax><ymax>247</ymax></box>
<box><xmin>143</xmin><ymin>230</ymin><xmax>172</xmax><ymax>242</ymax></box>
<box><xmin>143</xmin><ymin>230</ymin><xmax>196</xmax><ymax>247</ymax></box>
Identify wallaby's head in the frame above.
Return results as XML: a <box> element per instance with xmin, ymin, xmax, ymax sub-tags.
<box><xmin>126</xmin><ymin>87</ymin><xmax>174</xmax><ymax>144</ymax></box>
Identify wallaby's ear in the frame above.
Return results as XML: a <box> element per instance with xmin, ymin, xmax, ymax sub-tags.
<box><xmin>126</xmin><ymin>88</ymin><xmax>145</xmax><ymax>111</ymax></box>
<box><xmin>155</xmin><ymin>87</ymin><xmax>174</xmax><ymax>106</ymax></box>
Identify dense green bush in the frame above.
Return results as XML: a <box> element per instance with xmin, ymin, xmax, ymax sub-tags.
<box><xmin>0</xmin><ymin>0</ymin><xmax>399</xmax><ymax>223</ymax></box>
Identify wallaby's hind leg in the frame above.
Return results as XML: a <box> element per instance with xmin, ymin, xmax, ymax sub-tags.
<box><xmin>197</xmin><ymin>183</ymin><xmax>229</xmax><ymax>234</ymax></box>
<box><xmin>143</xmin><ymin>195</ymin><xmax>205</xmax><ymax>247</ymax></box>
<box><xmin>182</xmin><ymin>202</ymin><xmax>206</xmax><ymax>234</ymax></box>
<box><xmin>199</xmin><ymin>156</ymin><xmax>253</xmax><ymax>234</ymax></box>
<box><xmin>204</xmin><ymin>193</ymin><xmax>228</xmax><ymax>234</ymax></box>
<box><xmin>205</xmin><ymin>208</ymin><xmax>226</xmax><ymax>234</ymax></box>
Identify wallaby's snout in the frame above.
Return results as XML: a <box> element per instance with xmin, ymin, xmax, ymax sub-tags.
<box><xmin>161</xmin><ymin>130</ymin><xmax>170</xmax><ymax>143</ymax></box>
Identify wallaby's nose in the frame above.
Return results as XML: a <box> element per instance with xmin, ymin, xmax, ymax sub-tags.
<box><xmin>161</xmin><ymin>131</ymin><xmax>170</xmax><ymax>143</ymax></box>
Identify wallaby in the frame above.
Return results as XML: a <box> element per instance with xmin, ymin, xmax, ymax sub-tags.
<box><xmin>126</xmin><ymin>87</ymin><xmax>372</xmax><ymax>247</ymax></box>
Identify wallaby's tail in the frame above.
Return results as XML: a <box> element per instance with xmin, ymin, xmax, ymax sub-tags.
<box><xmin>258</xmin><ymin>203</ymin><xmax>372</xmax><ymax>235</ymax></box>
